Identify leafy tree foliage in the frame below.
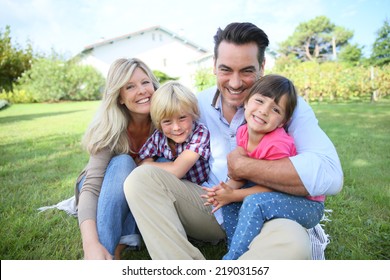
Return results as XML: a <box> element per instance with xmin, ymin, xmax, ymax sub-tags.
<box><xmin>278</xmin><ymin>16</ymin><xmax>353</xmax><ymax>62</ymax></box>
<box><xmin>370</xmin><ymin>18</ymin><xmax>390</xmax><ymax>66</ymax></box>
<box><xmin>0</xmin><ymin>25</ymin><xmax>33</xmax><ymax>92</ymax></box>
<box><xmin>194</xmin><ymin>67</ymin><xmax>216</xmax><ymax>92</ymax></box>
<box><xmin>152</xmin><ymin>70</ymin><xmax>178</xmax><ymax>85</ymax></box>
<box><xmin>9</xmin><ymin>53</ymin><xmax>105</xmax><ymax>102</ymax></box>
<box><xmin>338</xmin><ymin>44</ymin><xmax>363</xmax><ymax>66</ymax></box>
<box><xmin>272</xmin><ymin>61</ymin><xmax>389</xmax><ymax>102</ymax></box>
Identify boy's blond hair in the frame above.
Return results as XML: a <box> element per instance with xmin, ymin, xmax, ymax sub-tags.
<box><xmin>150</xmin><ymin>81</ymin><xmax>199</xmax><ymax>131</ymax></box>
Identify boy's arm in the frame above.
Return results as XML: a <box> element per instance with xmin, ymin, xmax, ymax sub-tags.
<box><xmin>141</xmin><ymin>150</ymin><xmax>200</xmax><ymax>179</ymax></box>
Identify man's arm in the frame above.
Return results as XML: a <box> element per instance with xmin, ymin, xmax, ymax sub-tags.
<box><xmin>227</xmin><ymin>147</ymin><xmax>309</xmax><ymax>196</ymax></box>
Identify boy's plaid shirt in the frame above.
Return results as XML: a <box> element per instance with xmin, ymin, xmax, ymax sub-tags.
<box><xmin>138</xmin><ymin>121</ymin><xmax>210</xmax><ymax>185</ymax></box>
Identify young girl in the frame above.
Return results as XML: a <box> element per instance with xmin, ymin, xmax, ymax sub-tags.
<box><xmin>138</xmin><ymin>81</ymin><xmax>210</xmax><ymax>185</ymax></box>
<box><xmin>203</xmin><ymin>74</ymin><xmax>325</xmax><ymax>260</ymax></box>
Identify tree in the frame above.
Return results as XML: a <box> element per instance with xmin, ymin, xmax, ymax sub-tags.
<box><xmin>370</xmin><ymin>18</ymin><xmax>390</xmax><ymax>66</ymax></box>
<box><xmin>15</xmin><ymin>52</ymin><xmax>105</xmax><ymax>102</ymax></box>
<box><xmin>338</xmin><ymin>44</ymin><xmax>363</xmax><ymax>66</ymax></box>
<box><xmin>0</xmin><ymin>25</ymin><xmax>33</xmax><ymax>92</ymax></box>
<box><xmin>152</xmin><ymin>70</ymin><xmax>178</xmax><ymax>85</ymax></box>
<box><xmin>194</xmin><ymin>67</ymin><xmax>216</xmax><ymax>92</ymax></box>
<box><xmin>278</xmin><ymin>16</ymin><xmax>353</xmax><ymax>62</ymax></box>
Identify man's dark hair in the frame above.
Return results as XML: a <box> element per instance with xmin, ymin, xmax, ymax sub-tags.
<box><xmin>213</xmin><ymin>22</ymin><xmax>269</xmax><ymax>66</ymax></box>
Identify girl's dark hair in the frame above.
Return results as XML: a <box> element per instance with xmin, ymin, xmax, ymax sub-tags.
<box><xmin>213</xmin><ymin>22</ymin><xmax>269</xmax><ymax>66</ymax></box>
<box><xmin>246</xmin><ymin>74</ymin><xmax>298</xmax><ymax>122</ymax></box>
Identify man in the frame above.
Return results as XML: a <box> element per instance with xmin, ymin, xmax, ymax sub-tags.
<box><xmin>124</xmin><ymin>22</ymin><xmax>343</xmax><ymax>259</ymax></box>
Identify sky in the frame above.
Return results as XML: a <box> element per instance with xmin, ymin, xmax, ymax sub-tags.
<box><xmin>1</xmin><ymin>0</ymin><xmax>389</xmax><ymax>58</ymax></box>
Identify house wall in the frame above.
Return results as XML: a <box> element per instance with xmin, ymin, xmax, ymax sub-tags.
<box><xmin>80</xmin><ymin>29</ymin><xmax>209</xmax><ymax>90</ymax></box>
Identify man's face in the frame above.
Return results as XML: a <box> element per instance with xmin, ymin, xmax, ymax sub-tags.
<box><xmin>213</xmin><ymin>41</ymin><xmax>265</xmax><ymax>109</ymax></box>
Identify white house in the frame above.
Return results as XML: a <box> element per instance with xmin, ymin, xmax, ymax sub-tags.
<box><xmin>78</xmin><ymin>25</ymin><xmax>211</xmax><ymax>90</ymax></box>
<box><xmin>78</xmin><ymin>25</ymin><xmax>275</xmax><ymax>90</ymax></box>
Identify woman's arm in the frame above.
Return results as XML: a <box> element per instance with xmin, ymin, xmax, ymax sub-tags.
<box><xmin>76</xmin><ymin>148</ymin><xmax>113</xmax><ymax>259</ymax></box>
<box><xmin>80</xmin><ymin>220</ymin><xmax>113</xmax><ymax>260</ymax></box>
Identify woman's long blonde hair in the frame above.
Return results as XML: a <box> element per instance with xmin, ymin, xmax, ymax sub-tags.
<box><xmin>82</xmin><ymin>58</ymin><xmax>159</xmax><ymax>155</ymax></box>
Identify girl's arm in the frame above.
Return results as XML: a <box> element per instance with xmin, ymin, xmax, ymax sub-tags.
<box><xmin>226</xmin><ymin>178</ymin><xmax>245</xmax><ymax>189</ymax></box>
<box><xmin>202</xmin><ymin>182</ymin><xmax>272</xmax><ymax>213</ymax></box>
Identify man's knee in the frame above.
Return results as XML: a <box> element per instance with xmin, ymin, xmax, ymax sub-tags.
<box><xmin>239</xmin><ymin>218</ymin><xmax>311</xmax><ymax>260</ymax></box>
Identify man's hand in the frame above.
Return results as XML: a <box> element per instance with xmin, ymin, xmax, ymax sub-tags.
<box><xmin>227</xmin><ymin>146</ymin><xmax>248</xmax><ymax>181</ymax></box>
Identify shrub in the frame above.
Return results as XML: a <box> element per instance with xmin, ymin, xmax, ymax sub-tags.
<box><xmin>194</xmin><ymin>67</ymin><xmax>216</xmax><ymax>92</ymax></box>
<box><xmin>0</xmin><ymin>89</ymin><xmax>35</xmax><ymax>103</ymax></box>
<box><xmin>273</xmin><ymin>62</ymin><xmax>390</xmax><ymax>102</ymax></box>
<box><xmin>15</xmin><ymin>57</ymin><xmax>105</xmax><ymax>103</ymax></box>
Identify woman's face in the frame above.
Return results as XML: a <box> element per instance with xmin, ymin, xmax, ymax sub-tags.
<box><xmin>119</xmin><ymin>67</ymin><xmax>155</xmax><ymax>116</ymax></box>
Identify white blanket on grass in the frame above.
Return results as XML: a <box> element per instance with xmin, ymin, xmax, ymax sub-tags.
<box><xmin>38</xmin><ymin>196</ymin><xmax>77</xmax><ymax>217</ymax></box>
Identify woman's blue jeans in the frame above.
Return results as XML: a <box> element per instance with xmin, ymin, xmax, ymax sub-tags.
<box><xmin>77</xmin><ymin>154</ymin><xmax>140</xmax><ymax>255</ymax></box>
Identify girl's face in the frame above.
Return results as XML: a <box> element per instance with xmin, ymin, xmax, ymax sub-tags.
<box><xmin>244</xmin><ymin>93</ymin><xmax>287</xmax><ymax>135</ymax></box>
<box><xmin>119</xmin><ymin>67</ymin><xmax>155</xmax><ymax>116</ymax></box>
<box><xmin>160</xmin><ymin>112</ymin><xmax>194</xmax><ymax>144</ymax></box>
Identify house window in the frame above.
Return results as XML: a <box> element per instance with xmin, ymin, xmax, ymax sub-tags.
<box><xmin>163</xmin><ymin>58</ymin><xmax>167</xmax><ymax>67</ymax></box>
<box><xmin>152</xmin><ymin>33</ymin><xmax>155</xmax><ymax>41</ymax></box>
<box><xmin>159</xmin><ymin>34</ymin><xmax>163</xmax><ymax>41</ymax></box>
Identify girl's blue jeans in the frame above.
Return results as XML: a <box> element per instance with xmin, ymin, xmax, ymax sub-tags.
<box><xmin>77</xmin><ymin>154</ymin><xmax>140</xmax><ymax>255</ymax></box>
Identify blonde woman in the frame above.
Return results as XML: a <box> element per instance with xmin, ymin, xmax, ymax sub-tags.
<box><xmin>75</xmin><ymin>58</ymin><xmax>159</xmax><ymax>259</ymax></box>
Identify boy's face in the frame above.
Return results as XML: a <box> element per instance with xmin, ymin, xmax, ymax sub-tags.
<box><xmin>214</xmin><ymin>41</ymin><xmax>264</xmax><ymax>109</ymax></box>
<box><xmin>160</xmin><ymin>112</ymin><xmax>194</xmax><ymax>144</ymax></box>
<box><xmin>244</xmin><ymin>93</ymin><xmax>288</xmax><ymax>135</ymax></box>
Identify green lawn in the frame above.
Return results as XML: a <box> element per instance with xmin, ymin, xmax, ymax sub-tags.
<box><xmin>0</xmin><ymin>100</ymin><xmax>389</xmax><ymax>260</ymax></box>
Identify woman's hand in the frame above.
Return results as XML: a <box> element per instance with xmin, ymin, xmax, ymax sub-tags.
<box><xmin>83</xmin><ymin>240</ymin><xmax>113</xmax><ymax>260</ymax></box>
<box><xmin>80</xmin><ymin>219</ymin><xmax>113</xmax><ymax>260</ymax></box>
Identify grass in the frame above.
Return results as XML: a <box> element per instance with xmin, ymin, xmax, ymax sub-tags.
<box><xmin>0</xmin><ymin>100</ymin><xmax>389</xmax><ymax>260</ymax></box>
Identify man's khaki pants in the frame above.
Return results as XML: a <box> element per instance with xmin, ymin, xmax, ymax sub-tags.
<box><xmin>124</xmin><ymin>165</ymin><xmax>311</xmax><ymax>260</ymax></box>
